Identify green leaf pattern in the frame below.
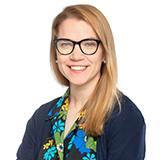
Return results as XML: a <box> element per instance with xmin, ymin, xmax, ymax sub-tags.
<box><xmin>86</xmin><ymin>137</ymin><xmax>97</xmax><ymax>152</ymax></box>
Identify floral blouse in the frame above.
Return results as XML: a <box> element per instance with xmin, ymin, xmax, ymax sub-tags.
<box><xmin>38</xmin><ymin>88</ymin><xmax>97</xmax><ymax>160</ymax></box>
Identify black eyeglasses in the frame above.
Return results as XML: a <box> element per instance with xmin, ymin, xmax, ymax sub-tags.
<box><xmin>54</xmin><ymin>38</ymin><xmax>101</xmax><ymax>55</ymax></box>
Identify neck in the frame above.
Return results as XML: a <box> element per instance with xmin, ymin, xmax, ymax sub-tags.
<box><xmin>69</xmin><ymin>79</ymin><xmax>99</xmax><ymax>112</ymax></box>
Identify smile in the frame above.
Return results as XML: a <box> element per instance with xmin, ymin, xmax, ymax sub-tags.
<box><xmin>70</xmin><ymin>66</ymin><xmax>87</xmax><ymax>71</ymax></box>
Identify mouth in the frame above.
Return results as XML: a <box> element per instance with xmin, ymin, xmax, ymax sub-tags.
<box><xmin>68</xmin><ymin>66</ymin><xmax>88</xmax><ymax>71</ymax></box>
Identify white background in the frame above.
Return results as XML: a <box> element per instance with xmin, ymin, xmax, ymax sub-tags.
<box><xmin>0</xmin><ymin>0</ymin><xmax>159</xmax><ymax>159</ymax></box>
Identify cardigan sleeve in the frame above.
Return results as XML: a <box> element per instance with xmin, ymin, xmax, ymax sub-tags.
<box><xmin>16</xmin><ymin>113</ymin><xmax>37</xmax><ymax>160</ymax></box>
<box><xmin>106</xmin><ymin>109</ymin><xmax>146</xmax><ymax>160</ymax></box>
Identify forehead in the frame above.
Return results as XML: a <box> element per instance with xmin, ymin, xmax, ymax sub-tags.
<box><xmin>57</xmin><ymin>18</ymin><xmax>98</xmax><ymax>40</ymax></box>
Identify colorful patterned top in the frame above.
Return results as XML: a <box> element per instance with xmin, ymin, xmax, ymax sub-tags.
<box><xmin>38</xmin><ymin>88</ymin><xmax>97</xmax><ymax>160</ymax></box>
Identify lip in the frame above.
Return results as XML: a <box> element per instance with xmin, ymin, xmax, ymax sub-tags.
<box><xmin>68</xmin><ymin>65</ymin><xmax>88</xmax><ymax>74</ymax></box>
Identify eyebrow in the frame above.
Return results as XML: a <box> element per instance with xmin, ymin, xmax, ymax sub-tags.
<box><xmin>57</xmin><ymin>37</ymin><xmax>99</xmax><ymax>41</ymax></box>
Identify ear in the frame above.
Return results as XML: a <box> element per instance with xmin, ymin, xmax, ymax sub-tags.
<box><xmin>102</xmin><ymin>54</ymin><xmax>106</xmax><ymax>63</ymax></box>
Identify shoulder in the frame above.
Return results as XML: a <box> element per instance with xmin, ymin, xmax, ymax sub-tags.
<box><xmin>117</xmin><ymin>94</ymin><xmax>144</xmax><ymax>122</ymax></box>
<box><xmin>97</xmin><ymin>95</ymin><xmax>146</xmax><ymax>159</ymax></box>
<box><xmin>98</xmin><ymin>94</ymin><xmax>146</xmax><ymax>143</ymax></box>
<box><xmin>112</xmin><ymin>94</ymin><xmax>144</xmax><ymax>121</ymax></box>
<box><xmin>25</xmin><ymin>96</ymin><xmax>61</xmax><ymax>133</ymax></box>
<box><xmin>32</xmin><ymin>97</ymin><xmax>61</xmax><ymax>121</ymax></box>
<box><xmin>116</xmin><ymin>94</ymin><xmax>141</xmax><ymax>114</ymax></box>
<box><xmin>105</xmin><ymin>94</ymin><xmax>145</xmax><ymax>134</ymax></box>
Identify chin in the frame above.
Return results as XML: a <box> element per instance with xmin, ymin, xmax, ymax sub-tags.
<box><xmin>69</xmin><ymin>79</ymin><xmax>88</xmax><ymax>87</ymax></box>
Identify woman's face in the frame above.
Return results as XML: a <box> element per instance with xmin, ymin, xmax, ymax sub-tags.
<box><xmin>56</xmin><ymin>18</ymin><xmax>104</xmax><ymax>87</ymax></box>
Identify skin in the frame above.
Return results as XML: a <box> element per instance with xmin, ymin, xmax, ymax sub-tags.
<box><xmin>56</xmin><ymin>18</ymin><xmax>104</xmax><ymax>138</ymax></box>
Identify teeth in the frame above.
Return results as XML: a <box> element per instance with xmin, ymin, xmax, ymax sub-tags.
<box><xmin>70</xmin><ymin>66</ymin><xmax>87</xmax><ymax>70</ymax></box>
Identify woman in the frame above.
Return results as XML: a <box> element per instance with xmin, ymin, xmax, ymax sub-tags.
<box><xmin>17</xmin><ymin>4</ymin><xmax>146</xmax><ymax>160</ymax></box>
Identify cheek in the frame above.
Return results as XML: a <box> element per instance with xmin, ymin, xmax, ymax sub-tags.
<box><xmin>56</xmin><ymin>54</ymin><xmax>68</xmax><ymax>74</ymax></box>
<box><xmin>94</xmin><ymin>53</ymin><xmax>104</xmax><ymax>72</ymax></box>
<box><xmin>89</xmin><ymin>56</ymin><xmax>103</xmax><ymax>74</ymax></box>
<box><xmin>57</xmin><ymin>53</ymin><xmax>64</xmax><ymax>65</ymax></box>
<box><xmin>94</xmin><ymin>51</ymin><xmax>104</xmax><ymax>67</ymax></box>
<box><xmin>57</xmin><ymin>58</ymin><xmax>64</xmax><ymax>72</ymax></box>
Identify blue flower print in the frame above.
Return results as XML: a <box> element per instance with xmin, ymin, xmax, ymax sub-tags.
<box><xmin>43</xmin><ymin>146</ymin><xmax>57</xmax><ymax>160</ymax></box>
<box><xmin>68</xmin><ymin>135</ymin><xmax>75</xmax><ymax>150</ymax></box>
<box><xmin>82</xmin><ymin>153</ymin><xmax>96</xmax><ymax>160</ymax></box>
<box><xmin>73</xmin><ymin>130</ymin><xmax>90</xmax><ymax>154</ymax></box>
<box><xmin>53</xmin><ymin>120</ymin><xmax>65</xmax><ymax>133</ymax></box>
<box><xmin>53</xmin><ymin>112</ymin><xmax>59</xmax><ymax>120</ymax></box>
<box><xmin>65</xmin><ymin>130</ymin><xmax>74</xmax><ymax>139</ymax></box>
<box><xmin>56</xmin><ymin>97</ymin><xmax>64</xmax><ymax>107</ymax></box>
<box><xmin>50</xmin><ymin>129</ymin><xmax>55</xmax><ymax>139</ymax></box>
<box><xmin>66</xmin><ymin>153</ymin><xmax>69</xmax><ymax>159</ymax></box>
<box><xmin>54</xmin><ymin>112</ymin><xmax>59</xmax><ymax>116</ymax></box>
<box><xmin>46</xmin><ymin>106</ymin><xmax>55</xmax><ymax>117</ymax></box>
<box><xmin>47</xmin><ymin>109</ymin><xmax>53</xmax><ymax>116</ymax></box>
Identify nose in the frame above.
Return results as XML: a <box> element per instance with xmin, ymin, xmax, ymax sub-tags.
<box><xmin>70</xmin><ymin>44</ymin><xmax>84</xmax><ymax>61</ymax></box>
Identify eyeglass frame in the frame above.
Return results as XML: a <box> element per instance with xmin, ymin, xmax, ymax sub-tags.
<box><xmin>53</xmin><ymin>38</ymin><xmax>101</xmax><ymax>55</ymax></box>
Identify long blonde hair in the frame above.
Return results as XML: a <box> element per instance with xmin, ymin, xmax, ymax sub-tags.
<box><xmin>50</xmin><ymin>4</ymin><xmax>122</xmax><ymax>137</ymax></box>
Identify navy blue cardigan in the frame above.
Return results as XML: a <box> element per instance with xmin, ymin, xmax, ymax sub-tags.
<box><xmin>17</xmin><ymin>95</ymin><xmax>146</xmax><ymax>160</ymax></box>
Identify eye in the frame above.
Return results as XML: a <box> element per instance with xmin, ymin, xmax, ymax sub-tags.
<box><xmin>85</xmin><ymin>43</ymin><xmax>94</xmax><ymax>47</ymax></box>
<box><xmin>60</xmin><ymin>43</ymin><xmax>71</xmax><ymax>47</ymax></box>
<box><xmin>58</xmin><ymin>40</ymin><xmax>73</xmax><ymax>48</ymax></box>
<box><xmin>83</xmin><ymin>41</ymin><xmax>96</xmax><ymax>47</ymax></box>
